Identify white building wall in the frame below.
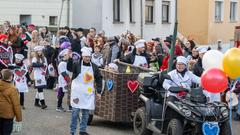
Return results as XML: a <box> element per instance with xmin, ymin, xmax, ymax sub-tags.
<box><xmin>0</xmin><ymin>0</ymin><xmax>69</xmax><ymax>27</ymax></box>
<box><xmin>102</xmin><ymin>0</ymin><xmax>141</xmax><ymax>37</ymax></box>
<box><xmin>71</xmin><ymin>0</ymin><xmax>102</xmax><ymax>30</ymax></box>
<box><xmin>101</xmin><ymin>0</ymin><xmax>175</xmax><ymax>40</ymax></box>
<box><xmin>143</xmin><ymin>0</ymin><xmax>175</xmax><ymax>40</ymax></box>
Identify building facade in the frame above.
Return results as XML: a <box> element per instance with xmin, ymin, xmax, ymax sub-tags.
<box><xmin>178</xmin><ymin>0</ymin><xmax>238</xmax><ymax>47</ymax></box>
<box><xmin>72</xmin><ymin>0</ymin><xmax>176</xmax><ymax>40</ymax></box>
<box><xmin>0</xmin><ymin>0</ymin><xmax>70</xmax><ymax>28</ymax></box>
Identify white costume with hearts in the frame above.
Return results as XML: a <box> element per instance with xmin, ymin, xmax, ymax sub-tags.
<box><xmin>32</xmin><ymin>57</ymin><xmax>48</xmax><ymax>88</ymax></box>
<box><xmin>71</xmin><ymin>62</ymin><xmax>95</xmax><ymax>110</ymax></box>
<box><xmin>13</xmin><ymin>64</ymin><xmax>28</xmax><ymax>93</ymax></box>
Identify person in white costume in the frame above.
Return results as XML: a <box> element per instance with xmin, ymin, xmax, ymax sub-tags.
<box><xmin>32</xmin><ymin>46</ymin><xmax>48</xmax><ymax>109</ymax></box>
<box><xmin>163</xmin><ymin>56</ymin><xmax>200</xmax><ymax>101</ymax></box>
<box><xmin>67</xmin><ymin>47</ymin><xmax>102</xmax><ymax>135</ymax></box>
<box><xmin>12</xmin><ymin>54</ymin><xmax>28</xmax><ymax>110</ymax></box>
<box><xmin>56</xmin><ymin>49</ymin><xmax>71</xmax><ymax>112</ymax></box>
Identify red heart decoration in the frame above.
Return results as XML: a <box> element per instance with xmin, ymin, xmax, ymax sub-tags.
<box><xmin>15</xmin><ymin>69</ymin><xmax>26</xmax><ymax>77</ymax></box>
<box><xmin>127</xmin><ymin>80</ymin><xmax>139</xmax><ymax>93</ymax></box>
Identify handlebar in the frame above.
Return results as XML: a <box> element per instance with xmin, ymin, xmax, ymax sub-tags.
<box><xmin>168</xmin><ymin>87</ymin><xmax>189</xmax><ymax>93</ymax></box>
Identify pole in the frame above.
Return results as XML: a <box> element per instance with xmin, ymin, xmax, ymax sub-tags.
<box><xmin>140</xmin><ymin>0</ymin><xmax>143</xmax><ymax>38</ymax></box>
<box><xmin>167</xmin><ymin>0</ymin><xmax>178</xmax><ymax>72</ymax></box>
<box><xmin>58</xmin><ymin>0</ymin><xmax>65</xmax><ymax>30</ymax></box>
<box><xmin>67</xmin><ymin>0</ymin><xmax>70</xmax><ymax>26</ymax></box>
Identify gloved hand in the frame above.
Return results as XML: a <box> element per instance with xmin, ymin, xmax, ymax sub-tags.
<box><xmin>12</xmin><ymin>121</ymin><xmax>22</xmax><ymax>133</ymax></box>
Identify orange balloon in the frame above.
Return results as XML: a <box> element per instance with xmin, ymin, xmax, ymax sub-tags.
<box><xmin>223</xmin><ymin>48</ymin><xmax>240</xmax><ymax>79</ymax></box>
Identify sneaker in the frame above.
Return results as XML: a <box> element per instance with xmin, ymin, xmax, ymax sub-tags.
<box><xmin>79</xmin><ymin>132</ymin><xmax>90</xmax><ymax>135</ymax></box>
<box><xmin>56</xmin><ymin>107</ymin><xmax>66</xmax><ymax>112</ymax></box>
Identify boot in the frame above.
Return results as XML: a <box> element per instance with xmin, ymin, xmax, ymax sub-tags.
<box><xmin>40</xmin><ymin>100</ymin><xmax>48</xmax><ymax>109</ymax></box>
<box><xmin>34</xmin><ymin>99</ymin><xmax>41</xmax><ymax>107</ymax></box>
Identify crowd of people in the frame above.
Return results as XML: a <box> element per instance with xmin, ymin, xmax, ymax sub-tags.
<box><xmin>0</xmin><ymin>20</ymin><xmax>240</xmax><ymax>135</ymax></box>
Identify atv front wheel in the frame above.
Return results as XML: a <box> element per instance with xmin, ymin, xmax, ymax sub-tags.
<box><xmin>133</xmin><ymin>107</ymin><xmax>153</xmax><ymax>135</ymax></box>
<box><xmin>167</xmin><ymin>119</ymin><xmax>183</xmax><ymax>135</ymax></box>
<box><xmin>220</xmin><ymin>121</ymin><xmax>232</xmax><ymax>135</ymax></box>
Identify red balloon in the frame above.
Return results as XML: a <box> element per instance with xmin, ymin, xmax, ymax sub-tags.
<box><xmin>201</xmin><ymin>68</ymin><xmax>228</xmax><ymax>93</ymax></box>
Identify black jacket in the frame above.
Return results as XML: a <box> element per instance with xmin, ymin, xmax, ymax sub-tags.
<box><xmin>71</xmin><ymin>38</ymin><xmax>81</xmax><ymax>55</ymax></box>
<box><xmin>192</xmin><ymin>58</ymin><xmax>204</xmax><ymax>77</ymax></box>
<box><xmin>43</xmin><ymin>45</ymin><xmax>55</xmax><ymax>65</ymax></box>
<box><xmin>122</xmin><ymin>49</ymin><xmax>150</xmax><ymax>67</ymax></box>
<box><xmin>67</xmin><ymin>58</ymin><xmax>102</xmax><ymax>94</ymax></box>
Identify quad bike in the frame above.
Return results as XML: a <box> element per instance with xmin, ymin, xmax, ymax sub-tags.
<box><xmin>133</xmin><ymin>72</ymin><xmax>231</xmax><ymax>135</ymax></box>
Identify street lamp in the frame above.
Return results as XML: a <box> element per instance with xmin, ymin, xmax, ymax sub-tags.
<box><xmin>167</xmin><ymin>0</ymin><xmax>178</xmax><ymax>72</ymax></box>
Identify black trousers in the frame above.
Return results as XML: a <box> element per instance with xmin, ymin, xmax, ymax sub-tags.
<box><xmin>20</xmin><ymin>92</ymin><xmax>24</xmax><ymax>106</ymax></box>
<box><xmin>57</xmin><ymin>88</ymin><xmax>65</xmax><ymax>108</ymax></box>
<box><xmin>47</xmin><ymin>76</ymin><xmax>56</xmax><ymax>89</ymax></box>
<box><xmin>0</xmin><ymin>118</ymin><xmax>13</xmax><ymax>135</ymax></box>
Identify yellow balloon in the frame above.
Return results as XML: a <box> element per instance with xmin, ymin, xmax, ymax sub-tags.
<box><xmin>223</xmin><ymin>48</ymin><xmax>240</xmax><ymax>79</ymax></box>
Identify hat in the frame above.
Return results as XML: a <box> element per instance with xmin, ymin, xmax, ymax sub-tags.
<box><xmin>134</xmin><ymin>39</ymin><xmax>145</xmax><ymax>49</ymax></box>
<box><xmin>81</xmin><ymin>47</ymin><xmax>92</xmax><ymax>57</ymax></box>
<box><xmin>76</xmin><ymin>28</ymin><xmax>84</xmax><ymax>32</ymax></box>
<box><xmin>28</xmin><ymin>24</ymin><xmax>35</xmax><ymax>29</ymax></box>
<box><xmin>0</xmin><ymin>34</ymin><xmax>8</xmax><ymax>41</ymax></box>
<box><xmin>197</xmin><ymin>46</ymin><xmax>209</xmax><ymax>54</ymax></box>
<box><xmin>15</xmin><ymin>54</ymin><xmax>24</xmax><ymax>61</ymax></box>
<box><xmin>176</xmin><ymin>56</ymin><xmax>188</xmax><ymax>65</ymax></box>
<box><xmin>152</xmin><ymin>37</ymin><xmax>160</xmax><ymax>42</ymax></box>
<box><xmin>59</xmin><ymin>49</ymin><xmax>69</xmax><ymax>58</ymax></box>
<box><xmin>60</xmin><ymin>42</ymin><xmax>71</xmax><ymax>49</ymax></box>
<box><xmin>34</xmin><ymin>46</ymin><xmax>44</xmax><ymax>52</ymax></box>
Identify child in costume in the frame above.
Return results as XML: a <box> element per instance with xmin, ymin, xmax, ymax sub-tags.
<box><xmin>56</xmin><ymin>49</ymin><xmax>71</xmax><ymax>112</ymax></box>
<box><xmin>32</xmin><ymin>46</ymin><xmax>48</xmax><ymax>109</ymax></box>
<box><xmin>12</xmin><ymin>54</ymin><xmax>28</xmax><ymax>109</ymax></box>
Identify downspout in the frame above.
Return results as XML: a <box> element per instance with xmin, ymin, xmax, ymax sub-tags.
<box><xmin>58</xmin><ymin>0</ymin><xmax>64</xmax><ymax>30</ymax></box>
<box><xmin>140</xmin><ymin>0</ymin><xmax>143</xmax><ymax>38</ymax></box>
<box><xmin>67</xmin><ymin>0</ymin><xmax>70</xmax><ymax>27</ymax></box>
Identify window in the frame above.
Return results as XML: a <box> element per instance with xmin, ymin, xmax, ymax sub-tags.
<box><xmin>230</xmin><ymin>1</ymin><xmax>237</xmax><ymax>21</ymax></box>
<box><xmin>162</xmin><ymin>1</ymin><xmax>170</xmax><ymax>23</ymax></box>
<box><xmin>113</xmin><ymin>0</ymin><xmax>120</xmax><ymax>22</ymax></box>
<box><xmin>215</xmin><ymin>1</ymin><xmax>223</xmax><ymax>22</ymax></box>
<box><xmin>145</xmin><ymin>0</ymin><xmax>154</xmax><ymax>23</ymax></box>
<box><xmin>20</xmin><ymin>15</ymin><xmax>31</xmax><ymax>25</ymax></box>
<box><xmin>49</xmin><ymin>16</ymin><xmax>58</xmax><ymax>26</ymax></box>
<box><xmin>129</xmin><ymin>0</ymin><xmax>135</xmax><ymax>22</ymax></box>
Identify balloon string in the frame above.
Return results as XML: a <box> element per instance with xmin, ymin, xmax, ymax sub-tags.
<box><xmin>229</xmin><ymin>80</ymin><xmax>237</xmax><ymax>132</ymax></box>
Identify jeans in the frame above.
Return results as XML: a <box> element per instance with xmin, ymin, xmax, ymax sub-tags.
<box><xmin>0</xmin><ymin>118</ymin><xmax>13</xmax><ymax>135</ymax></box>
<box><xmin>70</xmin><ymin>108</ymin><xmax>89</xmax><ymax>134</ymax></box>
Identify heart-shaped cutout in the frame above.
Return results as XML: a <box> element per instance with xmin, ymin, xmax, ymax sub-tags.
<box><xmin>127</xmin><ymin>80</ymin><xmax>139</xmax><ymax>93</ymax></box>
<box><xmin>107</xmin><ymin>80</ymin><xmax>113</xmax><ymax>91</ymax></box>
<box><xmin>202</xmin><ymin>122</ymin><xmax>220</xmax><ymax>135</ymax></box>
<box><xmin>15</xmin><ymin>69</ymin><xmax>26</xmax><ymax>77</ymax></box>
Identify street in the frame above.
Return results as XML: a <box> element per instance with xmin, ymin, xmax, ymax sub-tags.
<box><xmin>13</xmin><ymin>88</ymin><xmax>240</xmax><ymax>135</ymax></box>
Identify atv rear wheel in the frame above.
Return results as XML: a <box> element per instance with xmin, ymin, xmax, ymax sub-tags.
<box><xmin>220</xmin><ymin>121</ymin><xmax>232</xmax><ymax>135</ymax></box>
<box><xmin>167</xmin><ymin>119</ymin><xmax>183</xmax><ymax>135</ymax></box>
<box><xmin>133</xmin><ymin>107</ymin><xmax>153</xmax><ymax>135</ymax></box>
